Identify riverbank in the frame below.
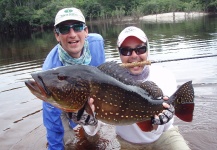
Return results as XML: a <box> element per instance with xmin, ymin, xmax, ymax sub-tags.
<box><xmin>139</xmin><ymin>12</ymin><xmax>209</xmax><ymax>23</ymax></box>
<box><xmin>89</xmin><ymin>11</ymin><xmax>210</xmax><ymax>25</ymax></box>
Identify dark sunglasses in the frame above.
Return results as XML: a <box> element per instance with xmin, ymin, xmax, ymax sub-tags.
<box><xmin>55</xmin><ymin>23</ymin><xmax>86</xmax><ymax>34</ymax></box>
<box><xmin>118</xmin><ymin>45</ymin><xmax>147</xmax><ymax>56</ymax></box>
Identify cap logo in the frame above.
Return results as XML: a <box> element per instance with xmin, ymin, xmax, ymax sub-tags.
<box><xmin>60</xmin><ymin>9</ymin><xmax>80</xmax><ymax>18</ymax></box>
<box><xmin>64</xmin><ymin>9</ymin><xmax>73</xmax><ymax>13</ymax></box>
<box><xmin>124</xmin><ymin>27</ymin><xmax>136</xmax><ymax>33</ymax></box>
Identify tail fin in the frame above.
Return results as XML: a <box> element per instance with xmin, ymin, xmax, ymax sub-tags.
<box><xmin>169</xmin><ymin>81</ymin><xmax>195</xmax><ymax>122</ymax></box>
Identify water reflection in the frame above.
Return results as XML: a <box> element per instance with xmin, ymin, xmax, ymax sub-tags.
<box><xmin>0</xmin><ymin>15</ymin><xmax>216</xmax><ymax>66</ymax></box>
<box><xmin>0</xmin><ymin>30</ymin><xmax>56</xmax><ymax>65</ymax></box>
<box><xmin>0</xmin><ymin>14</ymin><xmax>217</xmax><ymax>149</ymax></box>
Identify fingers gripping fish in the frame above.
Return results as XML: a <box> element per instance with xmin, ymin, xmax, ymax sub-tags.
<box><xmin>25</xmin><ymin>61</ymin><xmax>194</xmax><ymax>131</ymax></box>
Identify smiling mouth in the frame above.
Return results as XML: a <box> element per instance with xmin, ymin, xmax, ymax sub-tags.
<box><xmin>68</xmin><ymin>40</ymin><xmax>79</xmax><ymax>44</ymax></box>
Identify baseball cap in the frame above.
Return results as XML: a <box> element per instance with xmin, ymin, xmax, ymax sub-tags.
<box><xmin>117</xmin><ymin>26</ymin><xmax>148</xmax><ymax>47</ymax></box>
<box><xmin>54</xmin><ymin>7</ymin><xmax>85</xmax><ymax>26</ymax></box>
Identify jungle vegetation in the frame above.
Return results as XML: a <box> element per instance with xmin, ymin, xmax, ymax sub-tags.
<box><xmin>0</xmin><ymin>0</ymin><xmax>216</xmax><ymax>33</ymax></box>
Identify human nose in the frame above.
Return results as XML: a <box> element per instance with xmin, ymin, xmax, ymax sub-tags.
<box><xmin>131</xmin><ymin>50</ymin><xmax>138</xmax><ymax>57</ymax></box>
<box><xmin>68</xmin><ymin>28</ymin><xmax>76</xmax><ymax>37</ymax></box>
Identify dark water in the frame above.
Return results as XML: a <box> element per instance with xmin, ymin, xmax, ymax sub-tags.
<box><xmin>0</xmin><ymin>14</ymin><xmax>217</xmax><ymax>150</ymax></box>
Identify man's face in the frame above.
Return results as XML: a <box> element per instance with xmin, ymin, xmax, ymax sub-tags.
<box><xmin>55</xmin><ymin>20</ymin><xmax>88</xmax><ymax>58</ymax></box>
<box><xmin>119</xmin><ymin>36</ymin><xmax>148</xmax><ymax>75</ymax></box>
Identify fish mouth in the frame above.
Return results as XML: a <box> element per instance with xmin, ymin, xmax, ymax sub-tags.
<box><xmin>25</xmin><ymin>73</ymin><xmax>51</xmax><ymax>100</ymax></box>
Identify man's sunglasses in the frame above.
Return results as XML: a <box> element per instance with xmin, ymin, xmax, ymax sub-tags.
<box><xmin>118</xmin><ymin>45</ymin><xmax>147</xmax><ymax>56</ymax></box>
<box><xmin>55</xmin><ymin>23</ymin><xmax>86</xmax><ymax>34</ymax></box>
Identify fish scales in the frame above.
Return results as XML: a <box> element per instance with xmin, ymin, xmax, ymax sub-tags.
<box><xmin>90</xmin><ymin>82</ymin><xmax>163</xmax><ymax>124</ymax></box>
<box><xmin>25</xmin><ymin>61</ymin><xmax>194</xmax><ymax>131</ymax></box>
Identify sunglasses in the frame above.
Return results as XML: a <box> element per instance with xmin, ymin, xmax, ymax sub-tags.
<box><xmin>55</xmin><ymin>23</ymin><xmax>86</xmax><ymax>34</ymax></box>
<box><xmin>118</xmin><ymin>45</ymin><xmax>147</xmax><ymax>56</ymax></box>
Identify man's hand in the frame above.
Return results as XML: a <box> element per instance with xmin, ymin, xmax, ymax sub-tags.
<box><xmin>68</xmin><ymin>98</ymin><xmax>98</xmax><ymax>126</ymax></box>
<box><xmin>151</xmin><ymin>96</ymin><xmax>175</xmax><ymax>126</ymax></box>
<box><xmin>88</xmin><ymin>98</ymin><xmax>95</xmax><ymax>112</ymax></box>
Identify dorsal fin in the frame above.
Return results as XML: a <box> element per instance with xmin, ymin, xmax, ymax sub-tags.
<box><xmin>98</xmin><ymin>61</ymin><xmax>163</xmax><ymax>99</ymax></box>
<box><xmin>98</xmin><ymin>61</ymin><xmax>137</xmax><ymax>85</ymax></box>
<box><xmin>140</xmin><ymin>81</ymin><xmax>163</xmax><ymax>99</ymax></box>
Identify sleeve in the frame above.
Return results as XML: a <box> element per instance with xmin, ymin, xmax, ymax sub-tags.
<box><xmin>42</xmin><ymin>45</ymin><xmax>62</xmax><ymax>70</ymax></box>
<box><xmin>163</xmin><ymin>117</ymin><xmax>174</xmax><ymax>131</ymax></box>
<box><xmin>42</xmin><ymin>45</ymin><xmax>65</xmax><ymax>149</ymax></box>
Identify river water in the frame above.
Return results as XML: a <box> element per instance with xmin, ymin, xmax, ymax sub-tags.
<box><xmin>0</xmin><ymin>14</ymin><xmax>217</xmax><ymax>150</ymax></box>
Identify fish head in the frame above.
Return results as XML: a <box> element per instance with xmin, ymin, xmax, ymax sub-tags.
<box><xmin>25</xmin><ymin>66</ymin><xmax>90</xmax><ymax>112</ymax></box>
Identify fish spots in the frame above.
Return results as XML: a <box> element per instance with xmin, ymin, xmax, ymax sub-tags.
<box><xmin>29</xmin><ymin>64</ymin><xmax>194</xmax><ymax>126</ymax></box>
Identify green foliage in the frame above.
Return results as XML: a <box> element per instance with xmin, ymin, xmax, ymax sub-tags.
<box><xmin>0</xmin><ymin>0</ymin><xmax>216</xmax><ymax>33</ymax></box>
<box><xmin>81</xmin><ymin>0</ymin><xmax>102</xmax><ymax>19</ymax></box>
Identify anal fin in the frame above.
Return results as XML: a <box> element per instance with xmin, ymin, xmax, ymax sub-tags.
<box><xmin>136</xmin><ymin>120</ymin><xmax>153</xmax><ymax>132</ymax></box>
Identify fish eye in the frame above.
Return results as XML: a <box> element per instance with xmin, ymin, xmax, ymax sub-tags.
<box><xmin>57</xmin><ymin>74</ymin><xmax>67</xmax><ymax>80</ymax></box>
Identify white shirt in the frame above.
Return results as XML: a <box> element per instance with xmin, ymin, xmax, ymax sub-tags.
<box><xmin>84</xmin><ymin>64</ymin><xmax>177</xmax><ymax>143</ymax></box>
<box><xmin>116</xmin><ymin>64</ymin><xmax>177</xmax><ymax>143</ymax></box>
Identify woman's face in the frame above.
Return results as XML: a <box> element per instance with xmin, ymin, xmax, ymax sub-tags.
<box><xmin>119</xmin><ymin>36</ymin><xmax>148</xmax><ymax>75</ymax></box>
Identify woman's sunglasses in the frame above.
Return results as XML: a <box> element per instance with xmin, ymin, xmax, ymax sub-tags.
<box><xmin>55</xmin><ymin>23</ymin><xmax>86</xmax><ymax>34</ymax></box>
<box><xmin>118</xmin><ymin>45</ymin><xmax>147</xmax><ymax>56</ymax></box>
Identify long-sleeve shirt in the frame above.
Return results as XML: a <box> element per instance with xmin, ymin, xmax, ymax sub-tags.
<box><xmin>42</xmin><ymin>33</ymin><xmax>105</xmax><ymax>150</ymax></box>
<box><xmin>85</xmin><ymin>64</ymin><xmax>177</xmax><ymax>144</ymax></box>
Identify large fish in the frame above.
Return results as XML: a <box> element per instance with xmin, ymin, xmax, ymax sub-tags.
<box><xmin>25</xmin><ymin>61</ymin><xmax>194</xmax><ymax>131</ymax></box>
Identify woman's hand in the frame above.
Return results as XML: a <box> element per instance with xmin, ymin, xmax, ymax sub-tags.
<box><xmin>152</xmin><ymin>96</ymin><xmax>175</xmax><ymax>129</ymax></box>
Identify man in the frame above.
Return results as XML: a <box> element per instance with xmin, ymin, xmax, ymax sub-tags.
<box><xmin>42</xmin><ymin>7</ymin><xmax>105</xmax><ymax>150</ymax></box>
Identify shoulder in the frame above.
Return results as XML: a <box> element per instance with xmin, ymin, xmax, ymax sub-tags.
<box><xmin>86</xmin><ymin>33</ymin><xmax>104</xmax><ymax>52</ymax></box>
<box><xmin>150</xmin><ymin>64</ymin><xmax>174</xmax><ymax>78</ymax></box>
<box><xmin>42</xmin><ymin>44</ymin><xmax>62</xmax><ymax>70</ymax></box>
<box><xmin>87</xmin><ymin>33</ymin><xmax>105</xmax><ymax>66</ymax></box>
<box><xmin>87</xmin><ymin>33</ymin><xmax>103</xmax><ymax>43</ymax></box>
